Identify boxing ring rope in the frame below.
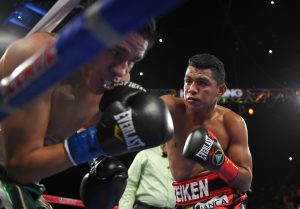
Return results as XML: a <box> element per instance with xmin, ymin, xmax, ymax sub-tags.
<box><xmin>0</xmin><ymin>0</ymin><xmax>183</xmax><ymax>121</ymax></box>
<box><xmin>43</xmin><ymin>194</ymin><xmax>120</xmax><ymax>208</ymax></box>
<box><xmin>43</xmin><ymin>195</ymin><xmax>84</xmax><ymax>207</ymax></box>
<box><xmin>26</xmin><ymin>0</ymin><xmax>82</xmax><ymax>37</ymax></box>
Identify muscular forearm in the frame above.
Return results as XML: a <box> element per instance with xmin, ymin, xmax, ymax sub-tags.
<box><xmin>183</xmin><ymin>128</ymin><xmax>252</xmax><ymax>192</ymax></box>
<box><xmin>5</xmin><ymin>143</ymin><xmax>72</xmax><ymax>184</ymax></box>
<box><xmin>229</xmin><ymin>166</ymin><xmax>252</xmax><ymax>192</ymax></box>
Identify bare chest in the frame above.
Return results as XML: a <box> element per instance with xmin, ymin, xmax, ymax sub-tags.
<box><xmin>173</xmin><ymin>113</ymin><xmax>229</xmax><ymax>150</ymax></box>
<box><xmin>167</xmin><ymin>113</ymin><xmax>229</xmax><ymax>181</ymax></box>
<box><xmin>45</xmin><ymin>92</ymin><xmax>100</xmax><ymax>144</ymax></box>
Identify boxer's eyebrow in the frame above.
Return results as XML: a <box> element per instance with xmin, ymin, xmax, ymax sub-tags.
<box><xmin>113</xmin><ymin>46</ymin><xmax>127</xmax><ymax>54</ymax></box>
<box><xmin>195</xmin><ymin>76</ymin><xmax>211</xmax><ymax>85</ymax></box>
<box><xmin>184</xmin><ymin>76</ymin><xmax>211</xmax><ymax>86</ymax></box>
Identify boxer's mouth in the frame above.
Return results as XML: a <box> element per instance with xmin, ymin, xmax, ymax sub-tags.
<box><xmin>103</xmin><ymin>80</ymin><xmax>114</xmax><ymax>90</ymax></box>
<box><xmin>186</xmin><ymin>96</ymin><xmax>200</xmax><ymax>102</ymax></box>
<box><xmin>103</xmin><ymin>77</ymin><xmax>122</xmax><ymax>90</ymax></box>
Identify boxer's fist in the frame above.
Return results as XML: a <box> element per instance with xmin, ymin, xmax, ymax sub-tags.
<box><xmin>80</xmin><ymin>156</ymin><xmax>128</xmax><ymax>209</ymax></box>
<box><xmin>98</xmin><ymin>81</ymin><xmax>174</xmax><ymax>155</ymax></box>
<box><xmin>183</xmin><ymin>128</ymin><xmax>238</xmax><ymax>182</ymax></box>
<box><xmin>64</xmin><ymin>82</ymin><xmax>174</xmax><ymax>165</ymax></box>
<box><xmin>100</xmin><ymin>81</ymin><xmax>146</xmax><ymax>111</ymax></box>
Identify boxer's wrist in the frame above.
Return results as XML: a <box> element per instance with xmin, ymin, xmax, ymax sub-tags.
<box><xmin>216</xmin><ymin>156</ymin><xmax>238</xmax><ymax>183</ymax></box>
<box><xmin>64</xmin><ymin>126</ymin><xmax>107</xmax><ymax>165</ymax></box>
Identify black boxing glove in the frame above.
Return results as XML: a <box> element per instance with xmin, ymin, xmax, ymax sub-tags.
<box><xmin>97</xmin><ymin>81</ymin><xmax>174</xmax><ymax>155</ymax></box>
<box><xmin>64</xmin><ymin>81</ymin><xmax>174</xmax><ymax>165</ymax></box>
<box><xmin>80</xmin><ymin>156</ymin><xmax>128</xmax><ymax>209</ymax></box>
<box><xmin>183</xmin><ymin>128</ymin><xmax>238</xmax><ymax>183</ymax></box>
<box><xmin>99</xmin><ymin>81</ymin><xmax>147</xmax><ymax>110</ymax></box>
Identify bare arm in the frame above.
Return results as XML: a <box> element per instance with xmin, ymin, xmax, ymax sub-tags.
<box><xmin>224</xmin><ymin>112</ymin><xmax>253</xmax><ymax>192</ymax></box>
<box><xmin>2</xmin><ymin>91</ymin><xmax>73</xmax><ymax>183</ymax></box>
<box><xmin>160</xmin><ymin>94</ymin><xmax>177</xmax><ymax>116</ymax></box>
<box><xmin>1</xmin><ymin>32</ymin><xmax>73</xmax><ymax>184</ymax></box>
<box><xmin>0</xmin><ymin>32</ymin><xmax>55</xmax><ymax>78</ymax></box>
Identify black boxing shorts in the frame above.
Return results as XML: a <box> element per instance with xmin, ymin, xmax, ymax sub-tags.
<box><xmin>172</xmin><ymin>173</ymin><xmax>247</xmax><ymax>209</ymax></box>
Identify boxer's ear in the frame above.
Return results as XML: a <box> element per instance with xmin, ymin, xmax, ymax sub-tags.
<box><xmin>217</xmin><ymin>84</ymin><xmax>227</xmax><ymax>97</ymax></box>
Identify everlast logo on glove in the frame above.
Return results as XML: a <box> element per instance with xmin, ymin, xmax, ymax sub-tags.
<box><xmin>97</xmin><ymin>80</ymin><xmax>173</xmax><ymax>157</ymax></box>
<box><xmin>114</xmin><ymin>81</ymin><xmax>146</xmax><ymax>92</ymax></box>
<box><xmin>196</xmin><ymin>135</ymin><xmax>214</xmax><ymax>160</ymax></box>
<box><xmin>113</xmin><ymin>109</ymin><xmax>146</xmax><ymax>150</ymax></box>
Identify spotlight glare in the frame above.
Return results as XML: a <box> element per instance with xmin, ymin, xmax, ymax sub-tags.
<box><xmin>270</xmin><ymin>1</ymin><xmax>275</xmax><ymax>5</ymax></box>
<box><xmin>289</xmin><ymin>156</ymin><xmax>293</xmax><ymax>161</ymax></box>
<box><xmin>139</xmin><ymin>72</ymin><xmax>143</xmax><ymax>76</ymax></box>
<box><xmin>248</xmin><ymin>108</ymin><xmax>254</xmax><ymax>115</ymax></box>
<box><xmin>158</xmin><ymin>38</ymin><xmax>163</xmax><ymax>43</ymax></box>
<box><xmin>268</xmin><ymin>49</ymin><xmax>273</xmax><ymax>54</ymax></box>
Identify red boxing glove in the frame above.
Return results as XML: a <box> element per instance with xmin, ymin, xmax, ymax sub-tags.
<box><xmin>182</xmin><ymin>128</ymin><xmax>238</xmax><ymax>182</ymax></box>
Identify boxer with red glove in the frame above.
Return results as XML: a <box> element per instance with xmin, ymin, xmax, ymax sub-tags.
<box><xmin>182</xmin><ymin>128</ymin><xmax>238</xmax><ymax>183</ymax></box>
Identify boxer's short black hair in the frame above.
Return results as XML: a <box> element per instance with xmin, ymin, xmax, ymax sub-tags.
<box><xmin>136</xmin><ymin>18</ymin><xmax>156</xmax><ymax>49</ymax></box>
<box><xmin>188</xmin><ymin>53</ymin><xmax>226</xmax><ymax>85</ymax></box>
<box><xmin>54</xmin><ymin>0</ymin><xmax>156</xmax><ymax>49</ymax></box>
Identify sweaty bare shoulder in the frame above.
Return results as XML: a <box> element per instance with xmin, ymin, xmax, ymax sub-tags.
<box><xmin>0</xmin><ymin>32</ymin><xmax>55</xmax><ymax>78</ymax></box>
<box><xmin>222</xmin><ymin>107</ymin><xmax>245</xmax><ymax>126</ymax></box>
<box><xmin>161</xmin><ymin>95</ymin><xmax>185</xmax><ymax>114</ymax></box>
<box><xmin>221</xmin><ymin>106</ymin><xmax>247</xmax><ymax>143</ymax></box>
<box><xmin>161</xmin><ymin>95</ymin><xmax>176</xmax><ymax>112</ymax></box>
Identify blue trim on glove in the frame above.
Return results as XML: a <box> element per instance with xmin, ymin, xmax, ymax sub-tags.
<box><xmin>64</xmin><ymin>126</ymin><xmax>106</xmax><ymax>165</ymax></box>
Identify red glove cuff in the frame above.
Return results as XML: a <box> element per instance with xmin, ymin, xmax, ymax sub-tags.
<box><xmin>217</xmin><ymin>156</ymin><xmax>238</xmax><ymax>183</ymax></box>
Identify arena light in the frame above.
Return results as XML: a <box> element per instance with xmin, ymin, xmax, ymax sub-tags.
<box><xmin>7</xmin><ymin>17</ymin><xmax>29</xmax><ymax>28</ymax></box>
<box><xmin>24</xmin><ymin>2</ymin><xmax>47</xmax><ymax>15</ymax></box>
<box><xmin>26</xmin><ymin>0</ymin><xmax>82</xmax><ymax>37</ymax></box>
<box><xmin>248</xmin><ymin>108</ymin><xmax>254</xmax><ymax>115</ymax></box>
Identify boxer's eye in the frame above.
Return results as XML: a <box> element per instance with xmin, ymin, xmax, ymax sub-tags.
<box><xmin>184</xmin><ymin>78</ymin><xmax>192</xmax><ymax>85</ymax></box>
<box><xmin>196</xmin><ymin>78</ymin><xmax>210</xmax><ymax>87</ymax></box>
<box><xmin>111</xmin><ymin>48</ymin><xmax>124</xmax><ymax>59</ymax></box>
